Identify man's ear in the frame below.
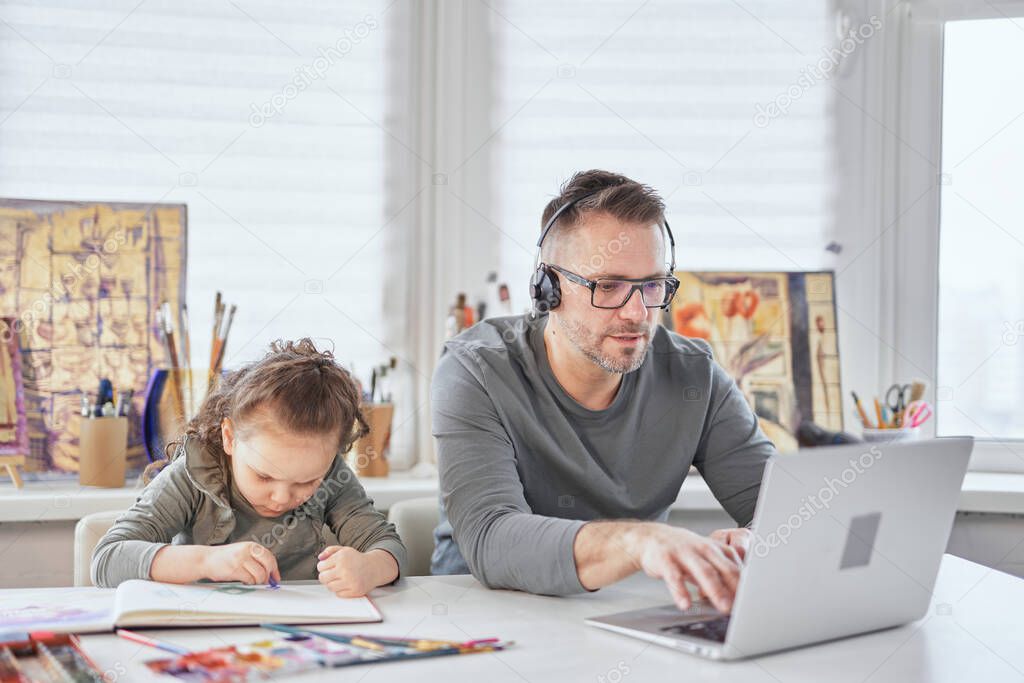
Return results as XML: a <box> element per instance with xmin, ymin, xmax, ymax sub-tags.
<box><xmin>221</xmin><ymin>417</ymin><xmax>235</xmax><ymax>457</ymax></box>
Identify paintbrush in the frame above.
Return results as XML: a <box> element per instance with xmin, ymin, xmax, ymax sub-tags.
<box><xmin>180</xmin><ymin>302</ymin><xmax>193</xmax><ymax>418</ymax></box>
<box><xmin>161</xmin><ymin>301</ymin><xmax>184</xmax><ymax>420</ymax></box>
<box><xmin>213</xmin><ymin>304</ymin><xmax>236</xmax><ymax>375</ymax></box>
<box><xmin>208</xmin><ymin>292</ymin><xmax>224</xmax><ymax>392</ymax></box>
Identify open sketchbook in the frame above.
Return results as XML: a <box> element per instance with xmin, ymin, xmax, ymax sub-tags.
<box><xmin>0</xmin><ymin>581</ymin><xmax>381</xmax><ymax>635</ymax></box>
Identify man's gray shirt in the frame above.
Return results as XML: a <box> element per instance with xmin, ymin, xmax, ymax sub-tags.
<box><xmin>430</xmin><ymin>313</ymin><xmax>776</xmax><ymax>595</ymax></box>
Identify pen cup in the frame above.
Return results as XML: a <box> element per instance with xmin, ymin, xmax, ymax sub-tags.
<box><xmin>79</xmin><ymin>416</ymin><xmax>129</xmax><ymax>488</ymax></box>
<box><xmin>861</xmin><ymin>426</ymin><xmax>920</xmax><ymax>443</ymax></box>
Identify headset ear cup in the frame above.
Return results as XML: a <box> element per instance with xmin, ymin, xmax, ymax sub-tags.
<box><xmin>546</xmin><ymin>269</ymin><xmax>561</xmax><ymax>310</ymax></box>
<box><xmin>529</xmin><ymin>266</ymin><xmax>545</xmax><ymax>305</ymax></box>
<box><xmin>530</xmin><ymin>265</ymin><xmax>561</xmax><ymax>313</ymax></box>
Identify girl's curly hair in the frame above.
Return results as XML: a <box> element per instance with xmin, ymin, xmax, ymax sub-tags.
<box><xmin>143</xmin><ymin>338</ymin><xmax>369</xmax><ymax>483</ymax></box>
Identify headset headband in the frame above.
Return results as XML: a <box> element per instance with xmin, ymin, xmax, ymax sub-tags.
<box><xmin>535</xmin><ymin>187</ymin><xmax>676</xmax><ymax>271</ymax></box>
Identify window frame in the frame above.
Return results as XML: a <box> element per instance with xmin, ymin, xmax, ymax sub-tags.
<box><xmin>418</xmin><ymin>0</ymin><xmax>1024</xmax><ymax>472</ymax></box>
<box><xmin>892</xmin><ymin>0</ymin><xmax>1024</xmax><ymax>472</ymax></box>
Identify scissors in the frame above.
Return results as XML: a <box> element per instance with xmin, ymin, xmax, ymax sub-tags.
<box><xmin>885</xmin><ymin>383</ymin><xmax>912</xmax><ymax>426</ymax></box>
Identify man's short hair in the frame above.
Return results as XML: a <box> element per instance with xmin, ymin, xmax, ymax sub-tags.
<box><xmin>539</xmin><ymin>169</ymin><xmax>666</xmax><ymax>262</ymax></box>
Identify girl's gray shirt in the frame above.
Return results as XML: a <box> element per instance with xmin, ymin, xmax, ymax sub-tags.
<box><xmin>91</xmin><ymin>435</ymin><xmax>406</xmax><ymax>587</ymax></box>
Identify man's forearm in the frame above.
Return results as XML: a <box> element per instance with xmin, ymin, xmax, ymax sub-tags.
<box><xmin>574</xmin><ymin>521</ymin><xmax>745</xmax><ymax>612</ymax></box>
<box><xmin>574</xmin><ymin>520</ymin><xmax>654</xmax><ymax>590</ymax></box>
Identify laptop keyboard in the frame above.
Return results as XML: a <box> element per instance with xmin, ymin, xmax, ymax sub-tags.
<box><xmin>660</xmin><ymin>616</ymin><xmax>731</xmax><ymax>643</ymax></box>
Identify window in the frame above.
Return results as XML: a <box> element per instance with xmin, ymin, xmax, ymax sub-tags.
<box><xmin>937</xmin><ymin>18</ymin><xmax>1024</xmax><ymax>440</ymax></box>
<box><xmin>0</xmin><ymin>2</ymin><xmax>415</xmax><ymax>462</ymax></box>
<box><xmin>481</xmin><ymin>0</ymin><xmax>840</xmax><ymax>312</ymax></box>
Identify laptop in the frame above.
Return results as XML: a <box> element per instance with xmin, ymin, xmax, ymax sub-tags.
<box><xmin>585</xmin><ymin>437</ymin><xmax>973</xmax><ymax>660</ymax></box>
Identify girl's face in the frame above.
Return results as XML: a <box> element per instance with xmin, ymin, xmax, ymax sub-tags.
<box><xmin>221</xmin><ymin>409</ymin><xmax>339</xmax><ymax>517</ymax></box>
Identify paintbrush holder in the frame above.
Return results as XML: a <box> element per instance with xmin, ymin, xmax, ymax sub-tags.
<box><xmin>79</xmin><ymin>416</ymin><xmax>128</xmax><ymax>487</ymax></box>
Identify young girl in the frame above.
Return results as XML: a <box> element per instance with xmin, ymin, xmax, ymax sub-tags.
<box><xmin>92</xmin><ymin>338</ymin><xmax>406</xmax><ymax>597</ymax></box>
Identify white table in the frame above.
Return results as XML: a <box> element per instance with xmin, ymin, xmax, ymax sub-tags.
<box><xmin>38</xmin><ymin>555</ymin><xmax>1022</xmax><ymax>681</ymax></box>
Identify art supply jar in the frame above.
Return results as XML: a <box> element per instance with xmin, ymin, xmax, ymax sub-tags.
<box><xmin>79</xmin><ymin>416</ymin><xmax>129</xmax><ymax>487</ymax></box>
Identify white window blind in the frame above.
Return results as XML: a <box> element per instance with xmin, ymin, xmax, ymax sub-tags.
<box><xmin>482</xmin><ymin>0</ymin><xmax>840</xmax><ymax>310</ymax></box>
<box><xmin>0</xmin><ymin>1</ymin><xmax>409</xmax><ymax>450</ymax></box>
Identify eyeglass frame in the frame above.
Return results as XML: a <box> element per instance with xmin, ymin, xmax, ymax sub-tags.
<box><xmin>545</xmin><ymin>263</ymin><xmax>680</xmax><ymax>310</ymax></box>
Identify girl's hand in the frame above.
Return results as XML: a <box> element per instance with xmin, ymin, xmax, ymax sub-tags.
<box><xmin>202</xmin><ymin>542</ymin><xmax>281</xmax><ymax>585</ymax></box>
<box><xmin>316</xmin><ymin>546</ymin><xmax>398</xmax><ymax>597</ymax></box>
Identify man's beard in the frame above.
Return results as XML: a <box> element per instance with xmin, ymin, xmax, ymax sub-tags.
<box><xmin>555</xmin><ymin>315</ymin><xmax>652</xmax><ymax>374</ymax></box>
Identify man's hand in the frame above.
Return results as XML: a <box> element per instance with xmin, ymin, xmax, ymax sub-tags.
<box><xmin>627</xmin><ymin>525</ymin><xmax>742</xmax><ymax>613</ymax></box>
<box><xmin>710</xmin><ymin>527</ymin><xmax>751</xmax><ymax>562</ymax></box>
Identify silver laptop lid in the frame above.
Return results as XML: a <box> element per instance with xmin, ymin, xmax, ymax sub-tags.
<box><xmin>723</xmin><ymin>437</ymin><xmax>973</xmax><ymax>658</ymax></box>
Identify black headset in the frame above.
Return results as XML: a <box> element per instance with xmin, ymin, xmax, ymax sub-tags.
<box><xmin>529</xmin><ymin>187</ymin><xmax>677</xmax><ymax>313</ymax></box>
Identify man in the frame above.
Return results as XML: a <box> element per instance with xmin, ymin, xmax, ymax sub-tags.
<box><xmin>430</xmin><ymin>169</ymin><xmax>777</xmax><ymax>614</ymax></box>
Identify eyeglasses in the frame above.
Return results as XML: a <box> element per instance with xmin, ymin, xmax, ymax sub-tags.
<box><xmin>547</xmin><ymin>264</ymin><xmax>680</xmax><ymax>309</ymax></box>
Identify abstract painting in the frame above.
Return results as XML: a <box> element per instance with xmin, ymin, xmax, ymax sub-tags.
<box><xmin>0</xmin><ymin>317</ymin><xmax>28</xmax><ymax>458</ymax></box>
<box><xmin>0</xmin><ymin>199</ymin><xmax>186</xmax><ymax>477</ymax></box>
<box><xmin>667</xmin><ymin>271</ymin><xmax>842</xmax><ymax>452</ymax></box>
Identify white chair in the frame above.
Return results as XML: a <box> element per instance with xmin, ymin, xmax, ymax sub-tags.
<box><xmin>387</xmin><ymin>496</ymin><xmax>440</xmax><ymax>577</ymax></box>
<box><xmin>73</xmin><ymin>510</ymin><xmax>123</xmax><ymax>586</ymax></box>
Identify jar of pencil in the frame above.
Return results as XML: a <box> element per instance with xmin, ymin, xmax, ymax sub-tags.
<box><xmin>852</xmin><ymin>381</ymin><xmax>932</xmax><ymax>444</ymax></box>
<box><xmin>861</xmin><ymin>426</ymin><xmax>921</xmax><ymax>443</ymax></box>
<box><xmin>79</xmin><ymin>412</ymin><xmax>128</xmax><ymax>488</ymax></box>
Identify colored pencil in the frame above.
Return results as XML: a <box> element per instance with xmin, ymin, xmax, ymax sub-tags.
<box><xmin>116</xmin><ymin>629</ymin><xmax>191</xmax><ymax>656</ymax></box>
<box><xmin>260</xmin><ymin>624</ymin><xmax>507</xmax><ymax>658</ymax></box>
<box><xmin>851</xmin><ymin>391</ymin><xmax>870</xmax><ymax>428</ymax></box>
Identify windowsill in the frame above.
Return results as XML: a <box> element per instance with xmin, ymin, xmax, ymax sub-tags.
<box><xmin>669</xmin><ymin>471</ymin><xmax>1024</xmax><ymax>516</ymax></box>
<box><xmin>1</xmin><ymin>470</ymin><xmax>1022</xmax><ymax>524</ymax></box>
<box><xmin>0</xmin><ymin>470</ymin><xmax>440</xmax><ymax>523</ymax></box>
<box><xmin>955</xmin><ymin>472</ymin><xmax>1024</xmax><ymax>515</ymax></box>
